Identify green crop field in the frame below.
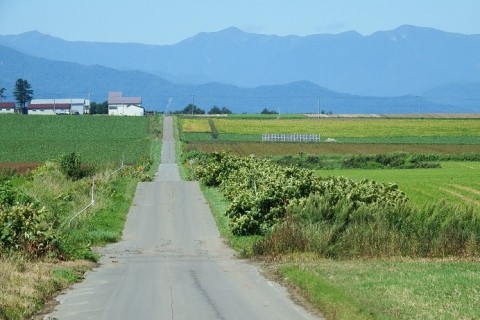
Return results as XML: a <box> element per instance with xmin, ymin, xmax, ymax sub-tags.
<box><xmin>180</xmin><ymin>117</ymin><xmax>480</xmax><ymax>144</ymax></box>
<box><xmin>0</xmin><ymin>114</ymin><xmax>150</xmax><ymax>164</ymax></box>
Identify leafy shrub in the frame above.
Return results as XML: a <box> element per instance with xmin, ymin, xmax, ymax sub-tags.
<box><xmin>0</xmin><ymin>203</ymin><xmax>59</xmax><ymax>257</ymax></box>
<box><xmin>0</xmin><ymin>181</ymin><xmax>35</xmax><ymax>206</ymax></box>
<box><xmin>59</xmin><ymin>152</ymin><xmax>96</xmax><ymax>180</ymax></box>
<box><xmin>60</xmin><ymin>152</ymin><xmax>83</xmax><ymax>180</ymax></box>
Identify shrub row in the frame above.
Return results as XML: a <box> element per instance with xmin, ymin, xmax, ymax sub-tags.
<box><xmin>193</xmin><ymin>152</ymin><xmax>407</xmax><ymax>235</ymax></box>
<box><xmin>271</xmin><ymin>152</ymin><xmax>480</xmax><ymax>170</ymax></box>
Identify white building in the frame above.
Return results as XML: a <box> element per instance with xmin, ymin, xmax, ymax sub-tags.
<box><xmin>108</xmin><ymin>92</ymin><xmax>144</xmax><ymax>116</ymax></box>
<box><xmin>0</xmin><ymin>102</ymin><xmax>15</xmax><ymax>114</ymax></box>
<box><xmin>28</xmin><ymin>98</ymin><xmax>90</xmax><ymax>115</ymax></box>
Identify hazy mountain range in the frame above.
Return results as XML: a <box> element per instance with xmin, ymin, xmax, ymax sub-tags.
<box><xmin>1</xmin><ymin>26</ymin><xmax>479</xmax><ymax>113</ymax></box>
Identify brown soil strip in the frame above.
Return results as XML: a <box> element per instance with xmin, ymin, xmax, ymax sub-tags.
<box><xmin>0</xmin><ymin>162</ymin><xmax>40</xmax><ymax>174</ymax></box>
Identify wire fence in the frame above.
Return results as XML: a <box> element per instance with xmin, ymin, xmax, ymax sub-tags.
<box><xmin>68</xmin><ymin>159</ymin><xmax>126</xmax><ymax>228</ymax></box>
<box><xmin>262</xmin><ymin>133</ymin><xmax>320</xmax><ymax>142</ymax></box>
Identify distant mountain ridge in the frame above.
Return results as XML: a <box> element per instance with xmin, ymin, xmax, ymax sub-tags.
<box><xmin>1</xmin><ymin>44</ymin><xmax>469</xmax><ymax>113</ymax></box>
<box><xmin>2</xmin><ymin>26</ymin><xmax>480</xmax><ymax>97</ymax></box>
<box><xmin>1</xmin><ymin>25</ymin><xmax>479</xmax><ymax>113</ymax></box>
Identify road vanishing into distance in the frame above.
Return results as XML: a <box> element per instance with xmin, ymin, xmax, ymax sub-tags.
<box><xmin>46</xmin><ymin>116</ymin><xmax>318</xmax><ymax>320</ymax></box>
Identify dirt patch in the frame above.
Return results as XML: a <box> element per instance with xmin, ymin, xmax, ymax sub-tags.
<box><xmin>0</xmin><ymin>162</ymin><xmax>40</xmax><ymax>174</ymax></box>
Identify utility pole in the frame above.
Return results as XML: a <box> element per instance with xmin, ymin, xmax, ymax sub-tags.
<box><xmin>416</xmin><ymin>95</ymin><xmax>421</xmax><ymax>116</ymax></box>
<box><xmin>192</xmin><ymin>95</ymin><xmax>195</xmax><ymax>116</ymax></box>
<box><xmin>317</xmin><ymin>97</ymin><xmax>320</xmax><ymax>118</ymax></box>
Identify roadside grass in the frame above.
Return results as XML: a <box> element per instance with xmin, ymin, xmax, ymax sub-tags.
<box><xmin>201</xmin><ymin>186</ymin><xmax>260</xmax><ymax>257</ymax></box>
<box><xmin>278</xmin><ymin>259</ymin><xmax>480</xmax><ymax>320</ymax></box>
<box><xmin>60</xmin><ymin>176</ymin><xmax>139</xmax><ymax>260</ymax></box>
<box><xmin>147</xmin><ymin>115</ymin><xmax>163</xmax><ymax>177</ymax></box>
<box><xmin>0</xmin><ymin>257</ymin><xmax>94</xmax><ymax>320</ymax></box>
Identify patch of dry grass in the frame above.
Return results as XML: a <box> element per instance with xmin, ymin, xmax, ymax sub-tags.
<box><xmin>0</xmin><ymin>256</ymin><xmax>94</xmax><ymax>320</ymax></box>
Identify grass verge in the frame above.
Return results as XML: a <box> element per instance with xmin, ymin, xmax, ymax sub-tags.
<box><xmin>0</xmin><ymin>256</ymin><xmax>94</xmax><ymax>320</ymax></box>
<box><xmin>201</xmin><ymin>186</ymin><xmax>261</xmax><ymax>257</ymax></box>
<box><xmin>277</xmin><ymin>259</ymin><xmax>480</xmax><ymax>320</ymax></box>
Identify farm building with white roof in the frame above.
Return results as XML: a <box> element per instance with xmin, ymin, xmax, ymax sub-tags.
<box><xmin>108</xmin><ymin>92</ymin><xmax>144</xmax><ymax>116</ymax></box>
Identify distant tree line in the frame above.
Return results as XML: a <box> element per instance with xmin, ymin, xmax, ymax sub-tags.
<box><xmin>260</xmin><ymin>108</ymin><xmax>278</xmax><ymax>114</ymax></box>
<box><xmin>173</xmin><ymin>104</ymin><xmax>232</xmax><ymax>115</ymax></box>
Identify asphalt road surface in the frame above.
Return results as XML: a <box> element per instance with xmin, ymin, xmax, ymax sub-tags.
<box><xmin>46</xmin><ymin>116</ymin><xmax>318</xmax><ymax>320</ymax></box>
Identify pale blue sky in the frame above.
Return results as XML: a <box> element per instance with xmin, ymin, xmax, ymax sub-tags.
<box><xmin>1</xmin><ymin>0</ymin><xmax>479</xmax><ymax>44</ymax></box>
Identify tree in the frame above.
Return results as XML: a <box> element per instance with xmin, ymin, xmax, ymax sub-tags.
<box><xmin>0</xmin><ymin>88</ymin><xmax>5</xmax><ymax>101</ymax></box>
<box><xmin>208</xmin><ymin>106</ymin><xmax>221</xmax><ymax>114</ymax></box>
<box><xmin>208</xmin><ymin>105</ymin><xmax>232</xmax><ymax>115</ymax></box>
<box><xmin>13</xmin><ymin>79</ymin><xmax>33</xmax><ymax>114</ymax></box>
<box><xmin>90</xmin><ymin>101</ymin><xmax>109</xmax><ymax>114</ymax></box>
<box><xmin>220</xmin><ymin>107</ymin><xmax>232</xmax><ymax>114</ymax></box>
<box><xmin>175</xmin><ymin>104</ymin><xmax>205</xmax><ymax>115</ymax></box>
<box><xmin>260</xmin><ymin>107</ymin><xmax>278</xmax><ymax>115</ymax></box>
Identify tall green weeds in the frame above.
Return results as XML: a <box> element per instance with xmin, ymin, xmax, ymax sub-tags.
<box><xmin>254</xmin><ymin>193</ymin><xmax>480</xmax><ymax>258</ymax></box>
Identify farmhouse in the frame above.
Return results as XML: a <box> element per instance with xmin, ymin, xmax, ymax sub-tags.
<box><xmin>0</xmin><ymin>102</ymin><xmax>16</xmax><ymax>114</ymax></box>
<box><xmin>28</xmin><ymin>98</ymin><xmax>90</xmax><ymax>115</ymax></box>
<box><xmin>108</xmin><ymin>92</ymin><xmax>144</xmax><ymax>116</ymax></box>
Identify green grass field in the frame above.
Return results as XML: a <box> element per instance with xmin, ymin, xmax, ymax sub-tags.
<box><xmin>279</xmin><ymin>259</ymin><xmax>480</xmax><ymax>320</ymax></box>
<box><xmin>0</xmin><ymin>114</ymin><xmax>150</xmax><ymax>164</ymax></box>
<box><xmin>316</xmin><ymin>162</ymin><xmax>480</xmax><ymax>209</ymax></box>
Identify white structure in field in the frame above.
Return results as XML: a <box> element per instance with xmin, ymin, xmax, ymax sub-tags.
<box><xmin>28</xmin><ymin>98</ymin><xmax>90</xmax><ymax>115</ymax></box>
<box><xmin>262</xmin><ymin>133</ymin><xmax>320</xmax><ymax>142</ymax></box>
<box><xmin>108</xmin><ymin>92</ymin><xmax>143</xmax><ymax>116</ymax></box>
<box><xmin>0</xmin><ymin>102</ymin><xmax>16</xmax><ymax>114</ymax></box>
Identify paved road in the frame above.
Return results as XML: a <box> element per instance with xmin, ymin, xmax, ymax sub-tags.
<box><xmin>46</xmin><ymin>117</ymin><xmax>317</xmax><ymax>320</ymax></box>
